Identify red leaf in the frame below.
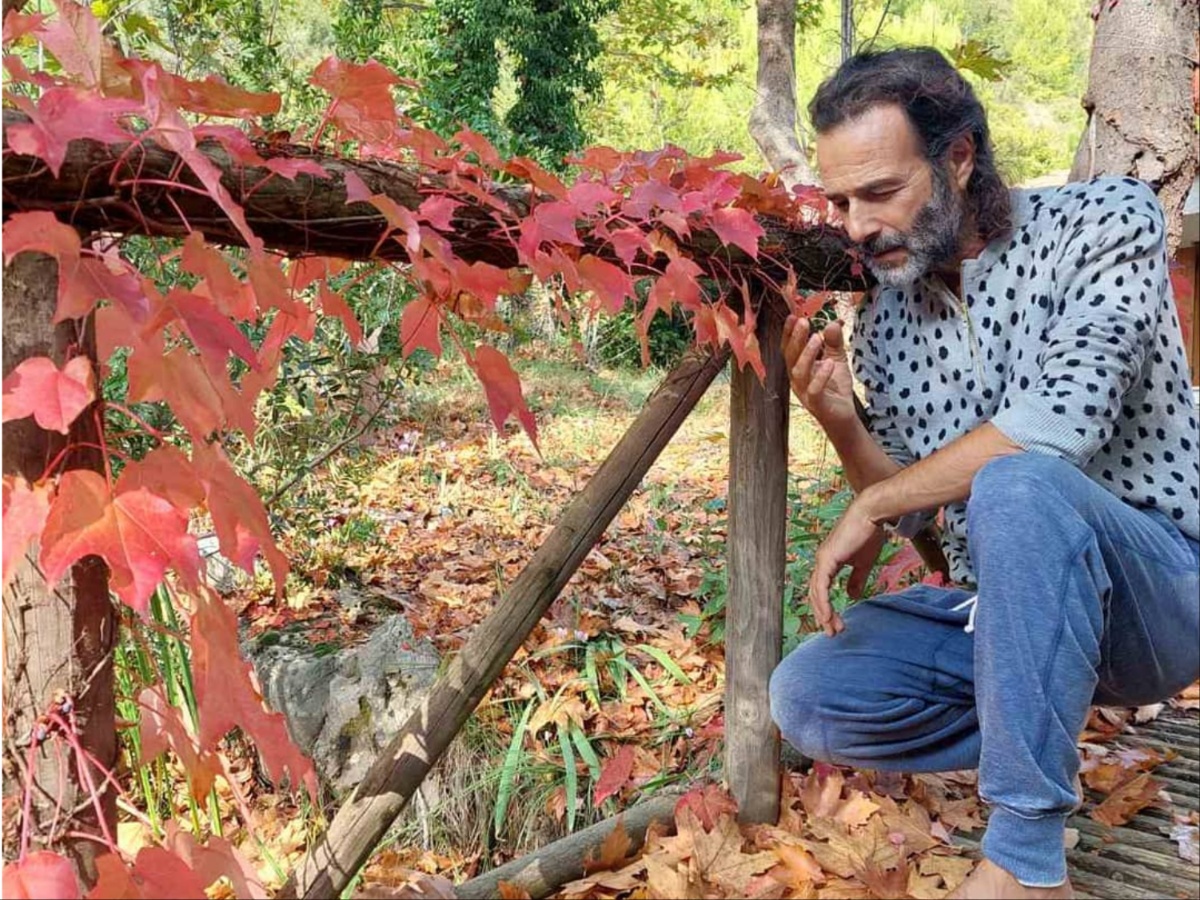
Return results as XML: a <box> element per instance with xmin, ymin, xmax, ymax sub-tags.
<box><xmin>137</xmin><ymin>686</ymin><xmax>220</xmax><ymax>803</ymax></box>
<box><xmin>568</xmin><ymin>180</ymin><xmax>620</xmax><ymax>213</ymax></box>
<box><xmin>710</xmin><ymin>207</ymin><xmax>765</xmax><ymax>259</ymax></box>
<box><xmin>343</xmin><ymin>169</ymin><xmax>375</xmax><ymax>205</ymax></box>
<box><xmin>154</xmin><ymin>288</ymin><xmax>257</xmax><ymax>370</ymax></box>
<box><xmin>191</xmin><ymin>443</ymin><xmax>288</xmax><ymax>596</ymax></box>
<box><xmin>2</xmin><ymin>210</ymin><xmax>82</xmax><ymax>266</ymax></box>
<box><xmin>473</xmin><ymin>345</ymin><xmax>538</xmax><ymax>449</ymax></box>
<box><xmin>5</xmin><ymin>87</ymin><xmax>135</xmax><ymax>177</ymax></box>
<box><xmin>504</xmin><ymin>156</ymin><xmax>569</xmax><ymax>200</ymax></box>
<box><xmin>88</xmin><ymin>848</ymin><xmax>208</xmax><ymax>899</ymax></box>
<box><xmin>418</xmin><ymin>195</ymin><xmax>463</xmax><ymax>231</ymax></box>
<box><xmin>127</xmin><ymin>346</ymin><xmax>225</xmax><ymax>442</ymax></box>
<box><xmin>161</xmin><ymin>73</ymin><xmax>280</xmax><ymax>119</ymax></box>
<box><xmin>578</xmin><ymin>255</ymin><xmax>634</xmax><ymax>315</ymax></box>
<box><xmin>607</xmin><ymin>227</ymin><xmax>650</xmax><ymax>267</ymax></box>
<box><xmin>58</xmin><ymin>255</ymin><xmax>149</xmax><ymax>323</ymax></box>
<box><xmin>319</xmin><ymin>283</ymin><xmax>364</xmax><ymax>347</ymax></box>
<box><xmin>874</xmin><ymin>545</ymin><xmax>924</xmax><ymax>595</ymax></box>
<box><xmin>400</xmin><ymin>297</ymin><xmax>442</xmax><ymax>358</ymax></box>
<box><xmin>593</xmin><ymin>744</ymin><xmax>635</xmax><ymax>806</ymax></box>
<box><xmin>181</xmin><ymin>232</ymin><xmax>256</xmax><ymax>320</ymax></box>
<box><xmin>116</xmin><ymin>445</ymin><xmax>205</xmax><ymax>511</ymax></box>
<box><xmin>532</xmin><ymin>201</ymin><xmax>583</xmax><ymax>246</ymax></box>
<box><xmin>2</xmin><ymin>356</ymin><xmax>95</xmax><ymax>434</ymax></box>
<box><xmin>190</xmin><ymin>590</ymin><xmax>317</xmax><ymax>798</ymax></box>
<box><xmin>310</xmin><ymin>56</ymin><xmax>403</xmax><ymax>143</ymax></box>
<box><xmin>4</xmin><ymin>851</ymin><xmax>81</xmax><ymax>900</ymax></box>
<box><xmin>675</xmin><ymin>784</ymin><xmax>739</xmax><ymax>832</ymax></box>
<box><xmin>39</xmin><ymin>469</ymin><xmax>202</xmax><ymax>616</ymax></box>
<box><xmin>3</xmin><ymin>10</ymin><xmax>47</xmax><ymax>43</ymax></box>
<box><xmin>454</xmin><ymin>260</ymin><xmax>530</xmax><ymax>308</ymax></box>
<box><xmin>263</xmin><ymin>156</ymin><xmax>328</xmax><ymax>180</ymax></box>
<box><xmin>453</xmin><ymin>127</ymin><xmax>503</xmax><ymax>169</ymax></box>
<box><xmin>36</xmin><ymin>0</ymin><xmax>104</xmax><ymax>87</ymax></box>
<box><xmin>164</xmin><ymin>826</ymin><xmax>267</xmax><ymax>900</ymax></box>
<box><xmin>3</xmin><ymin>476</ymin><xmax>52</xmax><ymax>589</ymax></box>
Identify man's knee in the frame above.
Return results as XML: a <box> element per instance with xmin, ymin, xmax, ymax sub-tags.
<box><xmin>769</xmin><ymin>641</ymin><xmax>837</xmax><ymax>763</ymax></box>
<box><xmin>968</xmin><ymin>452</ymin><xmax>1076</xmax><ymax>526</ymax></box>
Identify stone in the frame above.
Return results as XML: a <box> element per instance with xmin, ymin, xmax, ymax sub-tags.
<box><xmin>245</xmin><ymin>608</ymin><xmax>440</xmax><ymax>793</ymax></box>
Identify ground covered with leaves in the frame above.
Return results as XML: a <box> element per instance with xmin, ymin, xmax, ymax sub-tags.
<box><xmin>126</xmin><ymin>353</ymin><xmax>1198</xmax><ymax>898</ymax></box>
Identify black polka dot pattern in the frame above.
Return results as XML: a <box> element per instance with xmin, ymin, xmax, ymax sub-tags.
<box><xmin>851</xmin><ymin>177</ymin><xmax>1200</xmax><ymax>585</ymax></box>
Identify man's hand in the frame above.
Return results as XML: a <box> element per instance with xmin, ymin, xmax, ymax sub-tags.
<box><xmin>809</xmin><ymin>497</ymin><xmax>887</xmax><ymax>637</ymax></box>
<box><xmin>782</xmin><ymin>316</ymin><xmax>859</xmax><ymax>431</ymax></box>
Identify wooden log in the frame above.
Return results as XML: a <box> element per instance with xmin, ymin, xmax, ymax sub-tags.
<box><xmin>1</xmin><ymin>111</ymin><xmax>868</xmax><ymax>292</ymax></box>
<box><xmin>455</xmin><ymin>792</ymin><xmax>681</xmax><ymax>900</ymax></box>
<box><xmin>281</xmin><ymin>347</ymin><xmax>730</xmax><ymax>899</ymax></box>
<box><xmin>725</xmin><ymin>303</ymin><xmax>788</xmax><ymax>824</ymax></box>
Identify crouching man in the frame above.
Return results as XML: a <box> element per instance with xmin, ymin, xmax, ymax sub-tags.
<box><xmin>770</xmin><ymin>48</ymin><xmax>1200</xmax><ymax>899</ymax></box>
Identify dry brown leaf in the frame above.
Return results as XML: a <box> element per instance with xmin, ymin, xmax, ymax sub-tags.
<box><xmin>645</xmin><ymin>854</ymin><xmax>699</xmax><ymax>900</ymax></box>
<box><xmin>801</xmin><ymin>818</ymin><xmax>870</xmax><ymax>879</ymax></box>
<box><xmin>352</xmin><ymin>873</ymin><xmax>457</xmax><ymax>899</ymax></box>
<box><xmin>1170</xmin><ymin>680</ymin><xmax>1199</xmax><ymax>710</ymax></box>
<box><xmin>800</xmin><ymin>769</ymin><xmax>846</xmax><ymax>819</ymax></box>
<box><xmin>584</xmin><ymin>818</ymin><xmax>635</xmax><ymax>874</ymax></box>
<box><xmin>918</xmin><ymin>853</ymin><xmax>974</xmax><ymax>889</ymax></box>
<box><xmin>834</xmin><ymin>791</ymin><xmax>881</xmax><ymax>829</ymax></box>
<box><xmin>687</xmin><ymin>811</ymin><xmax>777</xmax><ymax>894</ymax></box>
<box><xmin>497</xmin><ymin>880</ymin><xmax>533</xmax><ymax>899</ymax></box>
<box><xmin>815</xmin><ymin>877</ymin><xmax>871</xmax><ymax>898</ymax></box>
<box><xmin>770</xmin><ymin>841</ymin><xmax>827</xmax><ymax>891</ymax></box>
<box><xmin>906</xmin><ymin>868</ymin><xmax>949</xmax><ymax>900</ymax></box>
<box><xmin>1090</xmin><ymin>772</ymin><xmax>1165</xmax><ymax>826</ymax></box>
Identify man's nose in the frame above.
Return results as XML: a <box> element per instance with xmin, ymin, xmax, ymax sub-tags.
<box><xmin>842</xmin><ymin>205</ymin><xmax>880</xmax><ymax>246</ymax></box>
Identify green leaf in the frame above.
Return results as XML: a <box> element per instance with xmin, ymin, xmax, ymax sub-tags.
<box><xmin>493</xmin><ymin>698</ymin><xmax>535</xmax><ymax>839</ymax></box>
<box><xmin>950</xmin><ymin>39</ymin><xmax>1013</xmax><ymax>82</ymax></box>
<box><xmin>559</xmin><ymin>729</ymin><xmax>578</xmax><ymax>833</ymax></box>
<box><xmin>634</xmin><ymin>643</ymin><xmax>692</xmax><ymax>684</ymax></box>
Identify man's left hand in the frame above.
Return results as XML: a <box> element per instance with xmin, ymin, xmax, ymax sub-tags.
<box><xmin>809</xmin><ymin>498</ymin><xmax>888</xmax><ymax>637</ymax></box>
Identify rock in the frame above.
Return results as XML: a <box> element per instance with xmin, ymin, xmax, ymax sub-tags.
<box><xmin>198</xmin><ymin>534</ymin><xmax>240</xmax><ymax>595</ymax></box>
<box><xmin>245</xmin><ymin>609</ymin><xmax>440</xmax><ymax>793</ymax></box>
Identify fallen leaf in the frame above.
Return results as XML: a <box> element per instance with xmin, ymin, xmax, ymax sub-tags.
<box><xmin>592</xmin><ymin>745</ymin><xmax>635</xmax><ymax>807</ymax></box>
<box><xmin>584</xmin><ymin>817</ymin><xmax>634</xmax><ymax>873</ymax></box>
<box><xmin>1167</xmin><ymin>823</ymin><xmax>1199</xmax><ymax>864</ymax></box>
<box><xmin>1090</xmin><ymin>772</ymin><xmax>1164</xmax><ymax>826</ymax></box>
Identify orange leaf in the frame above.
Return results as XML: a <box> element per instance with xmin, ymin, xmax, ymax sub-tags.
<box><xmin>2</xmin><ymin>476</ymin><xmax>52</xmax><ymax>589</ymax></box>
<box><xmin>310</xmin><ymin>56</ymin><xmax>405</xmax><ymax>143</ymax></box>
<box><xmin>2</xmin><ymin>356</ymin><xmax>94</xmax><ymax>434</ymax></box>
<box><xmin>39</xmin><ymin>469</ymin><xmax>202</xmax><ymax>616</ymax></box>
<box><xmin>593</xmin><ymin>745</ymin><xmax>635</xmax><ymax>807</ymax></box>
<box><xmin>137</xmin><ymin>686</ymin><xmax>221</xmax><ymax>803</ymax></box>
<box><xmin>472</xmin><ymin>345</ymin><xmax>538</xmax><ymax>449</ymax></box>
<box><xmin>87</xmin><ymin>848</ymin><xmax>208</xmax><ymax>899</ymax></box>
<box><xmin>319</xmin><ymin>283</ymin><xmax>364</xmax><ymax>347</ymax></box>
<box><xmin>191</xmin><ymin>589</ymin><xmax>317</xmax><ymax>799</ymax></box>
<box><xmin>116</xmin><ymin>446</ymin><xmax>205</xmax><ymax>511</ymax></box>
<box><xmin>584</xmin><ymin>819</ymin><xmax>635</xmax><ymax>873</ymax></box>
<box><xmin>3</xmin><ymin>851</ymin><xmax>80</xmax><ymax>900</ymax></box>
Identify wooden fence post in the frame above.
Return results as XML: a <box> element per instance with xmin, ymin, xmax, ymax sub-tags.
<box><xmin>725</xmin><ymin>302</ymin><xmax>788</xmax><ymax>824</ymax></box>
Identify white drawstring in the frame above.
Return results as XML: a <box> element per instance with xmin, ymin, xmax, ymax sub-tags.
<box><xmin>950</xmin><ymin>594</ymin><xmax>979</xmax><ymax>634</ymax></box>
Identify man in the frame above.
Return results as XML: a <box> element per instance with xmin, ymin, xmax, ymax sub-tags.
<box><xmin>769</xmin><ymin>48</ymin><xmax>1200</xmax><ymax>900</ymax></box>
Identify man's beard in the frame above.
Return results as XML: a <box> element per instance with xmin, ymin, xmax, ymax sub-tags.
<box><xmin>860</xmin><ymin>167</ymin><xmax>965</xmax><ymax>288</ymax></box>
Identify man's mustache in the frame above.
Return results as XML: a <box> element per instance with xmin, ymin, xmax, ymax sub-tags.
<box><xmin>861</xmin><ymin>232</ymin><xmax>909</xmax><ymax>258</ymax></box>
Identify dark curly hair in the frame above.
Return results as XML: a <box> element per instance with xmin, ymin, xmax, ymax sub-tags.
<box><xmin>808</xmin><ymin>47</ymin><xmax>1012</xmax><ymax>243</ymax></box>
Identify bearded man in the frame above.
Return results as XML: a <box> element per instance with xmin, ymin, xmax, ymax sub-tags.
<box><xmin>769</xmin><ymin>48</ymin><xmax>1200</xmax><ymax>899</ymax></box>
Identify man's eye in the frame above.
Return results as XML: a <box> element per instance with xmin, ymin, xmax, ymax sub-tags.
<box><xmin>865</xmin><ymin>190</ymin><xmax>897</xmax><ymax>201</ymax></box>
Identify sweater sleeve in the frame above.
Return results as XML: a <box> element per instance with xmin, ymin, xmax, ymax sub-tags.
<box><xmin>851</xmin><ymin>298</ymin><xmax>916</xmax><ymax>468</ymax></box>
<box><xmin>991</xmin><ymin>181</ymin><xmax>1167</xmax><ymax>467</ymax></box>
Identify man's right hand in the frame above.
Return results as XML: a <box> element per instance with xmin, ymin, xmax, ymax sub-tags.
<box><xmin>782</xmin><ymin>315</ymin><xmax>859</xmax><ymax>431</ymax></box>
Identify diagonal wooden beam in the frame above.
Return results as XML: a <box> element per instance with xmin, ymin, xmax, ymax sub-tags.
<box><xmin>280</xmin><ymin>346</ymin><xmax>730</xmax><ymax>899</ymax></box>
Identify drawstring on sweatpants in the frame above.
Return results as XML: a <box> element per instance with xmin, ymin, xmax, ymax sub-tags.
<box><xmin>951</xmin><ymin>594</ymin><xmax>979</xmax><ymax>634</ymax></box>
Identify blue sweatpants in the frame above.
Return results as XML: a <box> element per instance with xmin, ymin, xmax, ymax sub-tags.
<box><xmin>769</xmin><ymin>453</ymin><xmax>1200</xmax><ymax>886</ymax></box>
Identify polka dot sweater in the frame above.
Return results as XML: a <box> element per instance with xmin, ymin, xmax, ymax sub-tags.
<box><xmin>851</xmin><ymin>176</ymin><xmax>1200</xmax><ymax>585</ymax></box>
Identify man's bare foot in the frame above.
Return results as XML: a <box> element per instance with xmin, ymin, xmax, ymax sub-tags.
<box><xmin>947</xmin><ymin>859</ymin><xmax>1074</xmax><ymax>899</ymax></box>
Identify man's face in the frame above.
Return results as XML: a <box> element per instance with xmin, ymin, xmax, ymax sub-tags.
<box><xmin>816</xmin><ymin>104</ymin><xmax>966</xmax><ymax>287</ymax></box>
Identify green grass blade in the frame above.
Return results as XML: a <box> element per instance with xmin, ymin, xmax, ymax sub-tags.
<box><xmin>584</xmin><ymin>645</ymin><xmax>601</xmax><ymax>709</ymax></box>
<box><xmin>493</xmin><ymin>699</ymin><xmax>535</xmax><ymax>840</ymax></box>
<box><xmin>633</xmin><ymin>643</ymin><xmax>692</xmax><ymax>684</ymax></box>
<box><xmin>570</xmin><ymin>726</ymin><xmax>602</xmax><ymax>784</ymax></box>
<box><xmin>614</xmin><ymin>656</ymin><xmax>674</xmax><ymax>719</ymax></box>
<box><xmin>559</xmin><ymin>729</ymin><xmax>578</xmax><ymax>834</ymax></box>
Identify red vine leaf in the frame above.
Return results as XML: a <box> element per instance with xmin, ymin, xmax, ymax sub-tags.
<box><xmin>36</xmin><ymin>0</ymin><xmax>103</xmax><ymax>88</ymax></box>
<box><xmin>88</xmin><ymin>848</ymin><xmax>208</xmax><ymax>899</ymax></box>
<box><xmin>319</xmin><ymin>283</ymin><xmax>364</xmax><ymax>347</ymax></box>
<box><xmin>190</xmin><ymin>589</ymin><xmax>317</xmax><ymax>799</ymax></box>
<box><xmin>473</xmin><ymin>345</ymin><xmax>538</xmax><ymax>450</ymax></box>
<box><xmin>3</xmin><ymin>851</ymin><xmax>80</xmax><ymax>900</ymax></box>
<box><xmin>164</xmin><ymin>825</ymin><xmax>268</xmax><ymax>900</ymax></box>
<box><xmin>151</xmin><ymin>288</ymin><xmax>258</xmax><ymax>370</ymax></box>
<box><xmin>2</xmin><ymin>355</ymin><xmax>95</xmax><ymax>434</ymax></box>
<box><xmin>578</xmin><ymin>254</ymin><xmax>634</xmax><ymax>315</ymax></box>
<box><xmin>2</xmin><ymin>210</ymin><xmax>81</xmax><ymax>266</ymax></box>
<box><xmin>3</xmin><ymin>476</ymin><xmax>53</xmax><ymax>589</ymax></box>
<box><xmin>192</xmin><ymin>442</ymin><xmax>289</xmax><ymax>595</ymax></box>
<box><xmin>710</xmin><ymin>207</ymin><xmax>765</xmax><ymax>259</ymax></box>
<box><xmin>310</xmin><ymin>56</ymin><xmax>409</xmax><ymax>144</ymax></box>
<box><xmin>181</xmin><ymin>232</ymin><xmax>257</xmax><ymax>320</ymax></box>
<box><xmin>2</xmin><ymin>11</ymin><xmax>48</xmax><ymax>43</ymax></box>
<box><xmin>39</xmin><ymin>469</ymin><xmax>202</xmax><ymax>616</ymax></box>
<box><xmin>400</xmin><ymin>297</ymin><xmax>442</xmax><ymax>358</ymax></box>
<box><xmin>116</xmin><ymin>445</ymin><xmax>205</xmax><ymax>511</ymax></box>
<box><xmin>532</xmin><ymin>201</ymin><xmax>584</xmax><ymax>246</ymax></box>
<box><xmin>137</xmin><ymin>686</ymin><xmax>221</xmax><ymax>803</ymax></box>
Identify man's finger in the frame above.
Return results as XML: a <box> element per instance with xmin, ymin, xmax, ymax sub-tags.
<box><xmin>783</xmin><ymin>316</ymin><xmax>809</xmax><ymax>370</ymax></box>
<box><xmin>809</xmin><ymin>558</ymin><xmax>838</xmax><ymax>637</ymax></box>
<box><xmin>807</xmin><ymin>358</ymin><xmax>835</xmax><ymax>400</ymax></box>
<box><xmin>846</xmin><ymin>562</ymin><xmax>869</xmax><ymax>599</ymax></box>
<box><xmin>822</xmin><ymin>320</ymin><xmax>847</xmax><ymax>361</ymax></box>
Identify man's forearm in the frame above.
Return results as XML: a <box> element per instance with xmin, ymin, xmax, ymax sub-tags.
<box><xmin>823</xmin><ymin>416</ymin><xmax>904</xmax><ymax>494</ymax></box>
<box><xmin>857</xmin><ymin>422</ymin><xmax>1023</xmax><ymax>525</ymax></box>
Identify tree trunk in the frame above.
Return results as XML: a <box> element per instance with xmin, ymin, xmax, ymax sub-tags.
<box><xmin>725</xmin><ymin>304</ymin><xmax>788</xmax><ymax>824</ymax></box>
<box><xmin>1</xmin><ymin>111</ymin><xmax>864</xmax><ymax>293</ymax></box>
<box><xmin>749</xmin><ymin>0</ymin><xmax>817</xmax><ymax>187</ymax></box>
<box><xmin>840</xmin><ymin>0</ymin><xmax>854</xmax><ymax>63</ymax></box>
<box><xmin>2</xmin><ymin>253</ymin><xmax>115</xmax><ymax>885</ymax></box>
<box><xmin>1070</xmin><ymin>0</ymin><xmax>1198</xmax><ymax>253</ymax></box>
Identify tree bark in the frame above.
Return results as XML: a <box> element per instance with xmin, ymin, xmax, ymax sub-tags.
<box><xmin>749</xmin><ymin>0</ymin><xmax>817</xmax><ymax>187</ymax></box>
<box><xmin>280</xmin><ymin>348</ymin><xmax>730</xmax><ymax>899</ymax></box>
<box><xmin>1070</xmin><ymin>0</ymin><xmax>1198</xmax><ymax>253</ymax></box>
<box><xmin>1</xmin><ymin>111</ymin><xmax>864</xmax><ymax>292</ymax></box>
<box><xmin>454</xmin><ymin>792</ymin><xmax>681</xmax><ymax>900</ymax></box>
<box><xmin>725</xmin><ymin>304</ymin><xmax>788</xmax><ymax>824</ymax></box>
<box><xmin>2</xmin><ymin>253</ymin><xmax>115</xmax><ymax>885</ymax></box>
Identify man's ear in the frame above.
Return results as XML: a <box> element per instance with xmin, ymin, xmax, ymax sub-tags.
<box><xmin>947</xmin><ymin>133</ymin><xmax>975</xmax><ymax>192</ymax></box>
